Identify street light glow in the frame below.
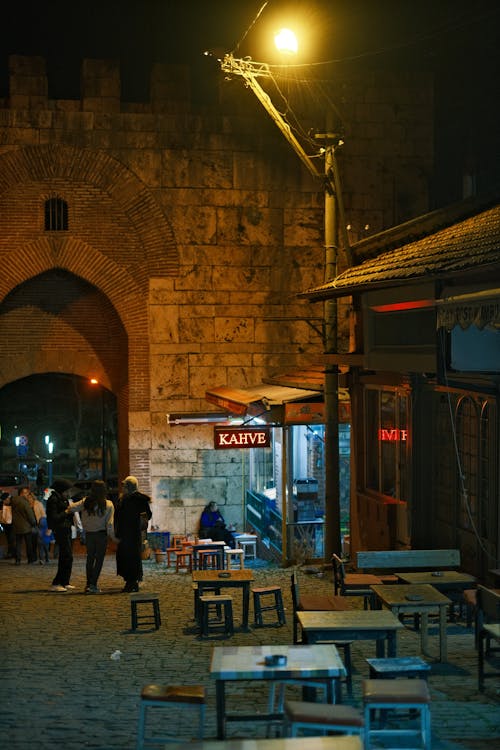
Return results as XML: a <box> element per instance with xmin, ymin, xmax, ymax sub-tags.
<box><xmin>274</xmin><ymin>28</ymin><xmax>298</xmax><ymax>55</ymax></box>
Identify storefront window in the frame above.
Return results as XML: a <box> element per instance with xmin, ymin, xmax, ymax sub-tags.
<box><xmin>365</xmin><ymin>387</ymin><xmax>409</xmax><ymax>500</ymax></box>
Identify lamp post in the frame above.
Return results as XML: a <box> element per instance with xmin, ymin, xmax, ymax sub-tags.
<box><xmin>219</xmin><ymin>30</ymin><xmax>352</xmax><ymax>561</ymax></box>
<box><xmin>45</xmin><ymin>434</ymin><xmax>54</xmax><ymax>486</ymax></box>
<box><xmin>90</xmin><ymin>378</ymin><xmax>106</xmax><ymax>482</ymax></box>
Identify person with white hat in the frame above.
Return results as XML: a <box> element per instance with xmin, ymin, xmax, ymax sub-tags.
<box><xmin>114</xmin><ymin>476</ymin><xmax>152</xmax><ymax>593</ymax></box>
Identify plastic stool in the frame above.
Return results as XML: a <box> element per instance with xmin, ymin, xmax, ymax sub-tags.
<box><xmin>284</xmin><ymin>699</ymin><xmax>365</xmax><ymax>739</ymax></box>
<box><xmin>199</xmin><ymin>594</ymin><xmax>234</xmax><ymax>637</ymax></box>
<box><xmin>225</xmin><ymin>548</ymin><xmax>245</xmax><ymax>569</ymax></box>
<box><xmin>252</xmin><ymin>586</ymin><xmax>286</xmax><ymax>627</ymax></box>
<box><xmin>363</xmin><ymin>678</ymin><xmax>431</xmax><ymax>749</ymax></box>
<box><xmin>136</xmin><ymin>684</ymin><xmax>206</xmax><ymax>748</ymax></box>
<box><xmin>131</xmin><ymin>593</ymin><xmax>161</xmax><ymax>631</ymax></box>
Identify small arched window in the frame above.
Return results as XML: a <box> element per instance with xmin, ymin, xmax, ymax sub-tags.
<box><xmin>45</xmin><ymin>197</ymin><xmax>68</xmax><ymax>231</ymax></box>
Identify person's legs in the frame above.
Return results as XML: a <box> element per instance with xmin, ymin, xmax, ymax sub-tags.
<box><xmin>15</xmin><ymin>534</ymin><xmax>23</xmax><ymax>563</ymax></box>
<box><xmin>52</xmin><ymin>529</ymin><xmax>73</xmax><ymax>586</ymax></box>
<box><xmin>85</xmin><ymin>532</ymin><xmax>97</xmax><ymax>588</ymax></box>
<box><xmin>91</xmin><ymin>532</ymin><xmax>108</xmax><ymax>588</ymax></box>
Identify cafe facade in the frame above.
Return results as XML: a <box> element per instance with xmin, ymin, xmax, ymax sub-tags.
<box><xmin>302</xmin><ymin>195</ymin><xmax>500</xmax><ymax>580</ymax></box>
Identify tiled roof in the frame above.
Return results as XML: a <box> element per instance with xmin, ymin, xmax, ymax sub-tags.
<box><xmin>301</xmin><ymin>203</ymin><xmax>500</xmax><ymax>300</ymax></box>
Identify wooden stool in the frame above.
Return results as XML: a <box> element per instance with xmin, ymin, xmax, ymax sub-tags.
<box><xmin>136</xmin><ymin>684</ymin><xmax>206</xmax><ymax>748</ymax></box>
<box><xmin>192</xmin><ymin>583</ymin><xmax>222</xmax><ymax>624</ymax></box>
<box><xmin>175</xmin><ymin>549</ymin><xmax>192</xmax><ymax>573</ymax></box>
<box><xmin>284</xmin><ymin>699</ymin><xmax>365</xmax><ymax>739</ymax></box>
<box><xmin>366</xmin><ymin>656</ymin><xmax>431</xmax><ymax>681</ymax></box>
<box><xmin>363</xmin><ymin>678</ymin><xmax>431</xmax><ymax>749</ymax></box>
<box><xmin>252</xmin><ymin>586</ymin><xmax>286</xmax><ymax>627</ymax></box>
<box><xmin>199</xmin><ymin>594</ymin><xmax>234</xmax><ymax>638</ymax></box>
<box><xmin>225</xmin><ymin>548</ymin><xmax>244</xmax><ymax>569</ymax></box>
<box><xmin>131</xmin><ymin>593</ymin><xmax>161</xmax><ymax>631</ymax></box>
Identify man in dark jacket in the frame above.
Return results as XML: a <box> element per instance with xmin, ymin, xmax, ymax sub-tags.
<box><xmin>46</xmin><ymin>479</ymin><xmax>75</xmax><ymax>592</ymax></box>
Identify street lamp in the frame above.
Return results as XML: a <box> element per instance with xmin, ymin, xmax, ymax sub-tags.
<box><xmin>89</xmin><ymin>378</ymin><xmax>106</xmax><ymax>482</ymax></box>
<box><xmin>45</xmin><ymin>434</ymin><xmax>54</xmax><ymax>486</ymax></box>
<box><xmin>219</xmin><ymin>30</ymin><xmax>352</xmax><ymax>561</ymax></box>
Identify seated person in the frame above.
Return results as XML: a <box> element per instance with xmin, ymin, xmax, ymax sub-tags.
<box><xmin>199</xmin><ymin>501</ymin><xmax>236</xmax><ymax>548</ymax></box>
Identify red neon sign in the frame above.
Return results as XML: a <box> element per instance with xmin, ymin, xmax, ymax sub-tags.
<box><xmin>378</xmin><ymin>428</ymin><xmax>408</xmax><ymax>442</ymax></box>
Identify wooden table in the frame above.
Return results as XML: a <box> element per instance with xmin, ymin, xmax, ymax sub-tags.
<box><xmin>209</xmin><ymin>644</ymin><xmax>347</xmax><ymax>740</ymax></box>
<box><xmin>296</xmin><ymin>609</ymin><xmax>404</xmax><ymax>657</ymax></box>
<box><xmin>192</xmin><ymin>569</ymin><xmax>254</xmax><ymax>631</ymax></box>
<box><xmin>396</xmin><ymin>570</ymin><xmax>476</xmax><ymax>592</ymax></box>
<box><xmin>170</xmin><ymin>737</ymin><xmax>363</xmax><ymax>750</ymax></box>
<box><xmin>371</xmin><ymin>583</ymin><xmax>452</xmax><ymax>662</ymax></box>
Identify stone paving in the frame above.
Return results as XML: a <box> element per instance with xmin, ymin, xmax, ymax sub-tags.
<box><xmin>1</xmin><ymin>550</ymin><xmax>499</xmax><ymax>750</ymax></box>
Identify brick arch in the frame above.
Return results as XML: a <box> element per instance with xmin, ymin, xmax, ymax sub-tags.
<box><xmin>0</xmin><ymin>236</ymin><xmax>144</xmax><ymax>330</ymax></box>
<box><xmin>0</xmin><ymin>144</ymin><xmax>179</xmax><ymax>276</ymax></box>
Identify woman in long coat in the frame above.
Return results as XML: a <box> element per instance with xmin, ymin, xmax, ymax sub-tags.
<box><xmin>114</xmin><ymin>476</ymin><xmax>152</xmax><ymax>592</ymax></box>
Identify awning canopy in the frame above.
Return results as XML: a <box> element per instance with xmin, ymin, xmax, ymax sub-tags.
<box><xmin>205</xmin><ymin>377</ymin><xmax>350</xmax><ymax>425</ymax></box>
<box><xmin>205</xmin><ymin>384</ymin><xmax>321</xmax><ymax>418</ymax></box>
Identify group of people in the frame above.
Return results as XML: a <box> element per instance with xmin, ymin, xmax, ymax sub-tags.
<box><xmin>47</xmin><ymin>475</ymin><xmax>152</xmax><ymax>593</ymax></box>
<box><xmin>3</xmin><ymin>476</ymin><xmax>237</xmax><ymax>594</ymax></box>
<box><xmin>0</xmin><ymin>486</ymin><xmax>54</xmax><ymax>565</ymax></box>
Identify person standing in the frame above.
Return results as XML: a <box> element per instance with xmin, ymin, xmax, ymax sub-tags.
<box><xmin>114</xmin><ymin>475</ymin><xmax>152</xmax><ymax>593</ymax></box>
<box><xmin>66</xmin><ymin>480</ymin><xmax>116</xmax><ymax>593</ymax></box>
<box><xmin>0</xmin><ymin>491</ymin><xmax>16</xmax><ymax>559</ymax></box>
<box><xmin>10</xmin><ymin>491</ymin><xmax>37</xmax><ymax>564</ymax></box>
<box><xmin>46</xmin><ymin>479</ymin><xmax>75</xmax><ymax>592</ymax></box>
<box><xmin>20</xmin><ymin>487</ymin><xmax>46</xmax><ymax>563</ymax></box>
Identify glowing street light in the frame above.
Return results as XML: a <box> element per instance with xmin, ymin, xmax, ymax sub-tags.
<box><xmin>274</xmin><ymin>28</ymin><xmax>298</xmax><ymax>55</ymax></box>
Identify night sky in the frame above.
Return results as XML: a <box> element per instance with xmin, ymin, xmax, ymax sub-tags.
<box><xmin>1</xmin><ymin>0</ymin><xmax>500</xmax><ymax>203</ymax></box>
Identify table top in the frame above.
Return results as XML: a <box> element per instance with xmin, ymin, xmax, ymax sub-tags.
<box><xmin>210</xmin><ymin>644</ymin><xmax>347</xmax><ymax>680</ymax></box>
<box><xmin>170</xmin><ymin>737</ymin><xmax>363</xmax><ymax>750</ymax></box>
<box><xmin>396</xmin><ymin>571</ymin><xmax>476</xmax><ymax>586</ymax></box>
<box><xmin>296</xmin><ymin>609</ymin><xmax>404</xmax><ymax>632</ymax></box>
<box><xmin>192</xmin><ymin>569</ymin><xmax>254</xmax><ymax>583</ymax></box>
<box><xmin>371</xmin><ymin>583</ymin><xmax>452</xmax><ymax>606</ymax></box>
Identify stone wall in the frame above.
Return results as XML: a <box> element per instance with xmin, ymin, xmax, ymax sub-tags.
<box><xmin>0</xmin><ymin>55</ymin><xmax>433</xmax><ymax>533</ymax></box>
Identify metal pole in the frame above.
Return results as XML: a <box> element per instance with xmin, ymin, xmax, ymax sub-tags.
<box><xmin>323</xmin><ymin>139</ymin><xmax>341</xmax><ymax>561</ymax></box>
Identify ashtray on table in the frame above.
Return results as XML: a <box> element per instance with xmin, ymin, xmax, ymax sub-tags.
<box><xmin>405</xmin><ymin>594</ymin><xmax>424</xmax><ymax>601</ymax></box>
<box><xmin>264</xmin><ymin>654</ymin><xmax>287</xmax><ymax>667</ymax></box>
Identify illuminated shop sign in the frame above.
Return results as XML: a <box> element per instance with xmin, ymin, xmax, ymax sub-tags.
<box><xmin>378</xmin><ymin>428</ymin><xmax>408</xmax><ymax>442</ymax></box>
<box><xmin>214</xmin><ymin>427</ymin><xmax>271</xmax><ymax>449</ymax></box>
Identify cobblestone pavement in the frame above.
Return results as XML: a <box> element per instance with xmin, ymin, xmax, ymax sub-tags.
<box><xmin>1</xmin><ymin>551</ymin><xmax>499</xmax><ymax>749</ymax></box>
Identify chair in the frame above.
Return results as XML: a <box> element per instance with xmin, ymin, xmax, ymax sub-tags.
<box><xmin>332</xmin><ymin>553</ymin><xmax>381</xmax><ymax>610</ymax></box>
<box><xmin>136</xmin><ymin>684</ymin><xmax>206</xmax><ymax>748</ymax></box>
<box><xmin>175</xmin><ymin>548</ymin><xmax>192</xmax><ymax>573</ymax></box>
<box><xmin>284</xmin><ymin>699</ymin><xmax>365</xmax><ymax>739</ymax></box>
<box><xmin>130</xmin><ymin>593</ymin><xmax>161</xmax><ymax>631</ymax></box>
<box><xmin>363</xmin><ymin>678</ymin><xmax>431</xmax><ymax>749</ymax></box>
<box><xmin>477</xmin><ymin>585</ymin><xmax>500</xmax><ymax>691</ymax></box>
<box><xmin>290</xmin><ymin>571</ymin><xmax>353</xmax><ymax>698</ymax></box>
<box><xmin>166</xmin><ymin>535</ymin><xmax>186</xmax><ymax>567</ymax></box>
<box><xmin>234</xmin><ymin>533</ymin><xmax>257</xmax><ymax>560</ymax></box>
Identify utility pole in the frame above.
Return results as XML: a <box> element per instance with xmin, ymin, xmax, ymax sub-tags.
<box><xmin>220</xmin><ymin>54</ymin><xmax>351</xmax><ymax>561</ymax></box>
